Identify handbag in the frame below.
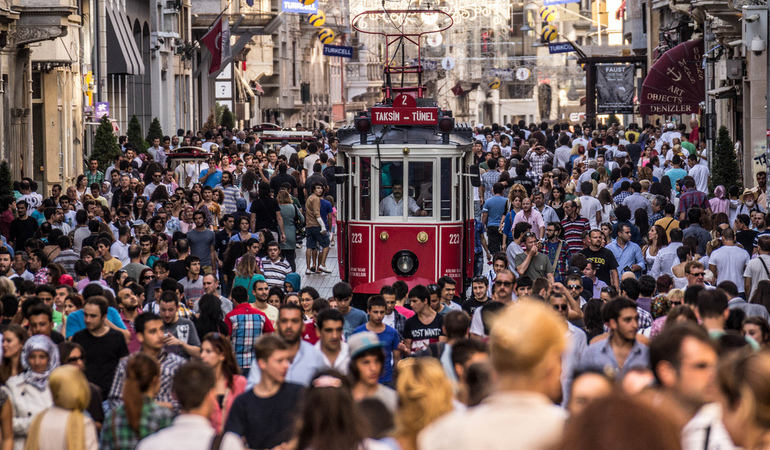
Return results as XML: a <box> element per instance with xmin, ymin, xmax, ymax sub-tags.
<box><xmin>293</xmin><ymin>205</ymin><xmax>306</xmax><ymax>240</ymax></box>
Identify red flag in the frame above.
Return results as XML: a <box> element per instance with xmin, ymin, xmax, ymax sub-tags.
<box><xmin>451</xmin><ymin>83</ymin><xmax>465</xmax><ymax>96</ymax></box>
<box><xmin>201</xmin><ymin>17</ymin><xmax>230</xmax><ymax>75</ymax></box>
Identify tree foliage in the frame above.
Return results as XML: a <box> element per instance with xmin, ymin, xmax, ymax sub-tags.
<box><xmin>91</xmin><ymin>116</ymin><xmax>121</xmax><ymax>170</ymax></box>
<box><xmin>710</xmin><ymin>125</ymin><xmax>741</xmax><ymax>194</ymax></box>
<box><xmin>146</xmin><ymin>117</ymin><xmax>164</xmax><ymax>145</ymax></box>
<box><xmin>202</xmin><ymin>113</ymin><xmax>217</xmax><ymax>133</ymax></box>
<box><xmin>127</xmin><ymin>115</ymin><xmax>148</xmax><ymax>153</ymax></box>
<box><xmin>221</xmin><ymin>106</ymin><xmax>235</xmax><ymax>130</ymax></box>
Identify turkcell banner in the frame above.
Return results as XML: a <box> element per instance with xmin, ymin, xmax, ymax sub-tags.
<box><xmin>323</xmin><ymin>45</ymin><xmax>353</xmax><ymax>58</ymax></box>
<box><xmin>548</xmin><ymin>42</ymin><xmax>574</xmax><ymax>54</ymax></box>
<box><xmin>544</xmin><ymin>0</ymin><xmax>579</xmax><ymax>5</ymax></box>
<box><xmin>281</xmin><ymin>0</ymin><xmax>317</xmax><ymax>14</ymax></box>
<box><xmin>596</xmin><ymin>64</ymin><xmax>635</xmax><ymax>114</ymax></box>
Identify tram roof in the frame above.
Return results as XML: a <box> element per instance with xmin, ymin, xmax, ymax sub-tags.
<box><xmin>336</xmin><ymin>122</ymin><xmax>474</xmax><ymax>148</ymax></box>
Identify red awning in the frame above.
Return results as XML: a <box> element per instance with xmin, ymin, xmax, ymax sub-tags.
<box><xmin>640</xmin><ymin>39</ymin><xmax>704</xmax><ymax>116</ymax></box>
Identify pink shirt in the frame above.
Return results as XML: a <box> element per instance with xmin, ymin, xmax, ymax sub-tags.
<box><xmin>512</xmin><ymin>208</ymin><xmax>545</xmax><ymax>232</ymax></box>
<box><xmin>209</xmin><ymin>375</ymin><xmax>247</xmax><ymax>433</ymax></box>
<box><xmin>395</xmin><ymin>305</ymin><xmax>415</xmax><ymax>318</ymax></box>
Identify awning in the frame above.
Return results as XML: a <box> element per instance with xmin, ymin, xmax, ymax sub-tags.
<box><xmin>106</xmin><ymin>3</ymin><xmax>145</xmax><ymax>75</ymax></box>
<box><xmin>640</xmin><ymin>39</ymin><xmax>704</xmax><ymax>116</ymax></box>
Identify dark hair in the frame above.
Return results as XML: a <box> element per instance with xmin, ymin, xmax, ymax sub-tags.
<box><xmin>366</xmin><ymin>295</ymin><xmax>387</xmax><ymax>311</ymax></box>
<box><xmin>444</xmin><ymin>310</ymin><xmax>471</xmax><ymax>340</ymax></box>
<box><xmin>0</xmin><ymin>325</ymin><xmax>27</xmax><ymax>383</ymax></box>
<box><xmin>173</xmin><ymin>362</ymin><xmax>216</xmax><ymax>411</ymax></box>
<box><xmin>85</xmin><ymin>296</ymin><xmax>108</xmax><ymax>317</ymax></box>
<box><xmin>649</xmin><ymin>322</ymin><xmax>713</xmax><ymax>384</ymax></box>
<box><xmin>408</xmin><ymin>285</ymin><xmax>430</xmax><ymax>303</ymax></box>
<box><xmin>349</xmin><ymin>347</ymin><xmax>385</xmax><ymax>382</ymax></box>
<box><xmin>134</xmin><ymin>313</ymin><xmax>162</xmax><ymax>334</ymax></box>
<box><xmin>195</xmin><ymin>294</ymin><xmax>225</xmax><ymax>341</ymax></box>
<box><xmin>124</xmin><ymin>353</ymin><xmax>161</xmax><ymax>434</ymax></box>
<box><xmin>620</xmin><ymin>278</ymin><xmax>640</xmax><ymax>300</ymax></box>
<box><xmin>231</xmin><ymin>286</ymin><xmax>248</xmax><ymax>305</ymax></box>
<box><xmin>697</xmin><ymin>289</ymin><xmax>729</xmax><ymax>319</ymax></box>
<box><xmin>332</xmin><ymin>282</ymin><xmax>353</xmax><ymax>300</ymax></box>
<box><xmin>316</xmin><ymin>308</ymin><xmax>345</xmax><ymax>330</ymax></box>
<box><xmin>202</xmin><ymin>332</ymin><xmax>240</xmax><ymax>389</ymax></box>
<box><xmin>602</xmin><ymin>297</ymin><xmax>638</xmax><ymax>323</ymax></box>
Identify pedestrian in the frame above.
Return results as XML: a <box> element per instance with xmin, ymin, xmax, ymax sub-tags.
<box><xmin>353</xmin><ymin>296</ymin><xmax>401</xmax><ymax>386</ymax></box>
<box><xmin>136</xmin><ymin>363</ymin><xmax>245</xmax><ymax>450</ymax></box>
<box><xmin>348</xmin><ymin>331</ymin><xmax>398</xmax><ymax>414</ymax></box>
<box><xmin>24</xmin><ymin>365</ymin><xmax>98</xmax><ymax>450</ymax></box>
<box><xmin>199</xmin><ymin>332</ymin><xmax>246</xmax><ymax>433</ymax></box>
<box><xmin>225</xmin><ymin>335</ymin><xmax>303</xmax><ymax>449</ymax></box>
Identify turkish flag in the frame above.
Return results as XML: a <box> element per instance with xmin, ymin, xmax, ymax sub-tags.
<box><xmin>201</xmin><ymin>17</ymin><xmax>231</xmax><ymax>75</ymax></box>
<box><xmin>451</xmin><ymin>83</ymin><xmax>465</xmax><ymax>96</ymax></box>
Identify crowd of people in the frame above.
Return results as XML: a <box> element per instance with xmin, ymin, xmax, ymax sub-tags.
<box><xmin>0</xmin><ymin>118</ymin><xmax>764</xmax><ymax>449</ymax></box>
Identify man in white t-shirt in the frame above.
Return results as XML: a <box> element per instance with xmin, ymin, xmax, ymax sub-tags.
<box><xmin>578</xmin><ymin>181</ymin><xmax>602</xmax><ymax>230</ymax></box>
<box><xmin>553</xmin><ymin>134</ymin><xmax>572</xmax><ymax>170</ymax></box>
<box><xmin>303</xmin><ymin>145</ymin><xmax>320</xmax><ymax>174</ymax></box>
<box><xmin>687</xmin><ymin>153</ymin><xmax>709</xmax><ymax>194</ymax></box>
<box><xmin>709</xmin><ymin>228</ymin><xmax>750</xmax><ymax>294</ymax></box>
<box><xmin>744</xmin><ymin>235</ymin><xmax>770</xmax><ymax>298</ymax></box>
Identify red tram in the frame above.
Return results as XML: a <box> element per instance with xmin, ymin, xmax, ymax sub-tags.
<box><xmin>335</xmin><ymin>9</ymin><xmax>479</xmax><ymax>302</ymax></box>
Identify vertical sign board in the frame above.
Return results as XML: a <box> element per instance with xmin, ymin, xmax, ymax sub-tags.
<box><xmin>281</xmin><ymin>0</ymin><xmax>318</xmax><ymax>14</ymax></box>
<box><xmin>596</xmin><ymin>64</ymin><xmax>635</xmax><ymax>114</ymax></box>
<box><xmin>95</xmin><ymin>102</ymin><xmax>109</xmax><ymax>118</ymax></box>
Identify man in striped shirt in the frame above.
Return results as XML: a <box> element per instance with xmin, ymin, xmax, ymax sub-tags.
<box><xmin>225</xmin><ymin>286</ymin><xmax>275</xmax><ymax>377</ymax></box>
<box><xmin>561</xmin><ymin>200</ymin><xmax>590</xmax><ymax>257</ymax></box>
<box><xmin>218</xmin><ymin>171</ymin><xmax>241</xmax><ymax>214</ymax></box>
<box><xmin>261</xmin><ymin>242</ymin><xmax>292</xmax><ymax>288</ymax></box>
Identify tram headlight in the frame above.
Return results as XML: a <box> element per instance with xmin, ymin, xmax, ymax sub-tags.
<box><xmin>438</xmin><ymin>117</ymin><xmax>454</xmax><ymax>133</ymax></box>
<box><xmin>392</xmin><ymin>250</ymin><xmax>419</xmax><ymax>277</ymax></box>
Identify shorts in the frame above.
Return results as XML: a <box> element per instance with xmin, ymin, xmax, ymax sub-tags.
<box><xmin>306</xmin><ymin>226</ymin><xmax>330</xmax><ymax>249</ymax></box>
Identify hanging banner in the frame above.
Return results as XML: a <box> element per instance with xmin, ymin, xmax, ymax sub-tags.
<box><xmin>281</xmin><ymin>0</ymin><xmax>318</xmax><ymax>14</ymax></box>
<box><xmin>548</xmin><ymin>42</ymin><xmax>575</xmax><ymax>54</ymax></box>
<box><xmin>544</xmin><ymin>0</ymin><xmax>579</xmax><ymax>5</ymax></box>
<box><xmin>596</xmin><ymin>64</ymin><xmax>635</xmax><ymax>114</ymax></box>
<box><xmin>640</xmin><ymin>39</ymin><xmax>704</xmax><ymax>115</ymax></box>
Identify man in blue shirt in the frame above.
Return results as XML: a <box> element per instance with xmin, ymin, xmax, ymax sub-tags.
<box><xmin>606</xmin><ymin>223</ymin><xmax>645</xmax><ymax>277</ymax></box>
<box><xmin>579</xmin><ymin>297</ymin><xmax>649</xmax><ymax>378</ymax></box>
<box><xmin>481</xmin><ymin>182</ymin><xmax>507</xmax><ymax>253</ymax></box>
<box><xmin>333</xmin><ymin>282</ymin><xmax>368</xmax><ymax>340</ymax></box>
<box><xmin>199</xmin><ymin>156</ymin><xmax>223</xmax><ymax>188</ymax></box>
<box><xmin>353</xmin><ymin>295</ymin><xmax>401</xmax><ymax>385</ymax></box>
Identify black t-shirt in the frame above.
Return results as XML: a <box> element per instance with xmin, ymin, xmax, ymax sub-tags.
<box><xmin>71</xmin><ymin>328</ymin><xmax>129</xmax><ymax>396</ymax></box>
<box><xmin>737</xmin><ymin>230</ymin><xmax>759</xmax><ymax>254</ymax></box>
<box><xmin>579</xmin><ymin>247</ymin><xmax>619</xmax><ymax>286</ymax></box>
<box><xmin>269</xmin><ymin>172</ymin><xmax>297</xmax><ymax>194</ymax></box>
<box><xmin>511</xmin><ymin>176</ymin><xmax>535</xmax><ymax>196</ymax></box>
<box><xmin>249</xmin><ymin>198</ymin><xmax>281</xmax><ymax>233</ymax></box>
<box><xmin>215</xmin><ymin>229</ymin><xmax>234</xmax><ymax>259</ymax></box>
<box><xmin>9</xmin><ymin>217</ymin><xmax>38</xmax><ymax>250</ymax></box>
<box><xmin>168</xmin><ymin>259</ymin><xmax>188</xmax><ymax>281</ymax></box>
<box><xmin>626</xmin><ymin>143</ymin><xmax>643</xmax><ymax>165</ymax></box>
<box><xmin>462</xmin><ymin>297</ymin><xmax>491</xmax><ymax>316</ymax></box>
<box><xmin>225</xmin><ymin>383</ymin><xmax>303</xmax><ymax>449</ymax></box>
<box><xmin>403</xmin><ymin>313</ymin><xmax>444</xmax><ymax>352</ymax></box>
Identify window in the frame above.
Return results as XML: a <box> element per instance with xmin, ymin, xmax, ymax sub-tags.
<box><xmin>408</xmin><ymin>161</ymin><xmax>433</xmax><ymax>217</ymax></box>
<box><xmin>440</xmin><ymin>158</ymin><xmax>452</xmax><ymax>221</ymax></box>
<box><xmin>377</xmin><ymin>160</ymin><xmax>404</xmax><ymax>217</ymax></box>
<box><xmin>359</xmin><ymin>157</ymin><xmax>371</xmax><ymax>220</ymax></box>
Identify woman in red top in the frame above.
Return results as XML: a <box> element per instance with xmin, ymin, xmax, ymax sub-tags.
<box><xmin>199</xmin><ymin>332</ymin><xmax>247</xmax><ymax>433</ymax></box>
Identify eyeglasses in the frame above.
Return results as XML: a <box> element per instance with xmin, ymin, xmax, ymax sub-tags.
<box><xmin>553</xmin><ymin>304</ymin><xmax>568</xmax><ymax>311</ymax></box>
<box><xmin>494</xmin><ymin>280</ymin><xmax>513</xmax><ymax>287</ymax></box>
<box><xmin>567</xmin><ymin>284</ymin><xmax>582</xmax><ymax>290</ymax></box>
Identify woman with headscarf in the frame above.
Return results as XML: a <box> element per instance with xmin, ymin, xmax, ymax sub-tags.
<box><xmin>709</xmin><ymin>185</ymin><xmax>731</xmax><ymax>217</ymax></box>
<box><xmin>4</xmin><ymin>335</ymin><xmax>59</xmax><ymax>450</ymax></box>
<box><xmin>284</xmin><ymin>273</ymin><xmax>301</xmax><ymax>293</ymax></box>
<box><xmin>23</xmin><ymin>365</ymin><xmax>97</xmax><ymax>450</ymax></box>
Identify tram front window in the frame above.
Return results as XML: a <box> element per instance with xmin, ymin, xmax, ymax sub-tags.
<box><xmin>377</xmin><ymin>161</ymin><xmax>432</xmax><ymax>217</ymax></box>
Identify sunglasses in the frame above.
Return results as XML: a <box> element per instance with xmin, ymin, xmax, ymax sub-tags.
<box><xmin>567</xmin><ymin>284</ymin><xmax>582</xmax><ymax>290</ymax></box>
<box><xmin>143</xmin><ymin>276</ymin><xmax>154</xmax><ymax>281</ymax></box>
<box><xmin>687</xmin><ymin>271</ymin><xmax>705</xmax><ymax>277</ymax></box>
<box><xmin>494</xmin><ymin>280</ymin><xmax>513</xmax><ymax>287</ymax></box>
<box><xmin>601</xmin><ymin>287</ymin><xmax>614</xmax><ymax>293</ymax></box>
<box><xmin>553</xmin><ymin>304</ymin><xmax>568</xmax><ymax>311</ymax></box>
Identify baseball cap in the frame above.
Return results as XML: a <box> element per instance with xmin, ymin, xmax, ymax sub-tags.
<box><xmin>348</xmin><ymin>331</ymin><xmax>386</xmax><ymax>359</ymax></box>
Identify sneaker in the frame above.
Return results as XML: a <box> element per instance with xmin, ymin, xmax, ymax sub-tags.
<box><xmin>318</xmin><ymin>265</ymin><xmax>332</xmax><ymax>273</ymax></box>
<box><xmin>306</xmin><ymin>267</ymin><xmax>315</xmax><ymax>275</ymax></box>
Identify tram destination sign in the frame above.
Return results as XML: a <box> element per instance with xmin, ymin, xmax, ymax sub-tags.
<box><xmin>370</xmin><ymin>107</ymin><xmax>439</xmax><ymax>125</ymax></box>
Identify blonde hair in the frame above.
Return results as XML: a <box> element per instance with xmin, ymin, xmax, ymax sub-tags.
<box><xmin>25</xmin><ymin>365</ymin><xmax>91</xmax><ymax>450</ymax></box>
<box><xmin>0</xmin><ymin>276</ymin><xmax>15</xmax><ymax>297</ymax></box>
<box><xmin>667</xmin><ymin>289</ymin><xmax>684</xmax><ymax>304</ymax></box>
<box><xmin>394</xmin><ymin>358</ymin><xmax>453</xmax><ymax>446</ymax></box>
<box><xmin>490</xmin><ymin>300</ymin><xmax>566</xmax><ymax>375</ymax></box>
<box><xmin>277</xmin><ymin>190</ymin><xmax>292</xmax><ymax>205</ymax></box>
<box><xmin>235</xmin><ymin>253</ymin><xmax>260</xmax><ymax>278</ymax></box>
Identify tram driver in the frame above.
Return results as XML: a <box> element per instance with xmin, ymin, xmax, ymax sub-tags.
<box><xmin>379</xmin><ymin>180</ymin><xmax>428</xmax><ymax>216</ymax></box>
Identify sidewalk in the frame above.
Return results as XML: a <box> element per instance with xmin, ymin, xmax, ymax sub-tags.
<box><xmin>295</xmin><ymin>241</ymin><xmax>340</xmax><ymax>299</ymax></box>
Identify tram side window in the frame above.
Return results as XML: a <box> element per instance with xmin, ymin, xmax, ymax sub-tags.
<box><xmin>360</xmin><ymin>157</ymin><xmax>371</xmax><ymax>220</ymax></box>
<box><xmin>440</xmin><ymin>158</ymin><xmax>452</xmax><ymax>221</ymax></box>
<box><xmin>408</xmin><ymin>161</ymin><xmax>432</xmax><ymax>217</ymax></box>
<box><xmin>378</xmin><ymin>161</ymin><xmax>404</xmax><ymax>217</ymax></box>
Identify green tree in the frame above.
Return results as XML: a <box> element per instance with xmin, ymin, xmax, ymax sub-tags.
<box><xmin>221</xmin><ymin>106</ymin><xmax>235</xmax><ymax>130</ymax></box>
<box><xmin>710</xmin><ymin>125</ymin><xmax>741</xmax><ymax>194</ymax></box>
<box><xmin>0</xmin><ymin>161</ymin><xmax>12</xmax><ymax>198</ymax></box>
<box><xmin>91</xmin><ymin>116</ymin><xmax>121</xmax><ymax>170</ymax></box>
<box><xmin>127</xmin><ymin>115</ymin><xmax>148</xmax><ymax>153</ymax></box>
<box><xmin>215</xmin><ymin>103</ymin><xmax>226</xmax><ymax>126</ymax></box>
<box><xmin>146</xmin><ymin>117</ymin><xmax>164</xmax><ymax>145</ymax></box>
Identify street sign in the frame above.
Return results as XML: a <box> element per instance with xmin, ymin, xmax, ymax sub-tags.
<box><xmin>548</xmin><ymin>42</ymin><xmax>575</xmax><ymax>54</ymax></box>
<box><xmin>95</xmin><ymin>102</ymin><xmax>109</xmax><ymax>118</ymax></box>
<box><xmin>281</xmin><ymin>0</ymin><xmax>317</xmax><ymax>14</ymax></box>
<box><xmin>323</xmin><ymin>44</ymin><xmax>353</xmax><ymax>58</ymax></box>
<box><xmin>441</xmin><ymin>57</ymin><xmax>455</xmax><ymax>70</ymax></box>
<box><xmin>371</xmin><ymin>107</ymin><xmax>439</xmax><ymax>125</ymax></box>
